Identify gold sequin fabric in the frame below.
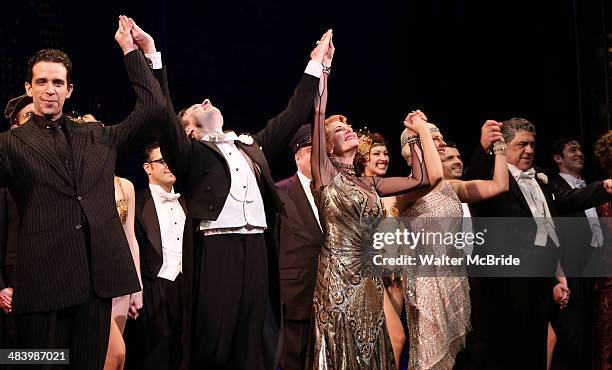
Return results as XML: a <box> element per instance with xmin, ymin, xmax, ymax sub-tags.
<box><xmin>115</xmin><ymin>177</ymin><xmax>128</xmax><ymax>225</ymax></box>
<box><xmin>310</xmin><ymin>171</ymin><xmax>396</xmax><ymax>370</ymax></box>
<box><xmin>400</xmin><ymin>181</ymin><xmax>471</xmax><ymax>370</ymax></box>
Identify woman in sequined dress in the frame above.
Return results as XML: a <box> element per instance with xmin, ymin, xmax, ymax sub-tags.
<box><xmin>396</xmin><ymin>119</ymin><xmax>508</xmax><ymax>370</ymax></box>
<box><xmin>308</xmin><ymin>62</ymin><xmax>444</xmax><ymax>368</ymax></box>
<box><xmin>355</xmin><ymin>131</ymin><xmax>406</xmax><ymax>368</ymax></box>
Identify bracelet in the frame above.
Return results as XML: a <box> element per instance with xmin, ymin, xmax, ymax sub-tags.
<box><xmin>400</xmin><ymin>135</ymin><xmax>420</xmax><ymax>148</ymax></box>
<box><xmin>322</xmin><ymin>65</ymin><xmax>331</xmax><ymax>74</ymax></box>
<box><xmin>492</xmin><ymin>140</ymin><xmax>506</xmax><ymax>155</ymax></box>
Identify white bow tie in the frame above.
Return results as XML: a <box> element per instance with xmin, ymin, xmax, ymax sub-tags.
<box><xmin>574</xmin><ymin>179</ymin><xmax>586</xmax><ymax>188</ymax></box>
<box><xmin>157</xmin><ymin>191</ymin><xmax>181</xmax><ymax>203</ymax></box>
<box><xmin>518</xmin><ymin>168</ymin><xmax>536</xmax><ymax>180</ymax></box>
<box><xmin>201</xmin><ymin>131</ymin><xmax>238</xmax><ymax>143</ymax></box>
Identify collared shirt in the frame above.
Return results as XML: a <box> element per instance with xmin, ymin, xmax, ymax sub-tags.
<box><xmin>149</xmin><ymin>184</ymin><xmax>185</xmax><ymax>281</ymax></box>
<box><xmin>558</xmin><ymin>173</ymin><xmax>603</xmax><ymax>247</ymax></box>
<box><xmin>508</xmin><ymin>164</ymin><xmax>559</xmax><ymax>246</ymax></box>
<box><xmin>296</xmin><ymin>170</ymin><xmax>321</xmax><ymax>230</ymax></box>
<box><xmin>461</xmin><ymin>203</ymin><xmax>474</xmax><ymax>255</ymax></box>
<box><xmin>199</xmin><ymin>137</ymin><xmax>267</xmax><ymax>234</ymax></box>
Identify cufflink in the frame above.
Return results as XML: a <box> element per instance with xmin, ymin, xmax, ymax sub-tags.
<box><xmin>145</xmin><ymin>57</ymin><xmax>153</xmax><ymax>69</ymax></box>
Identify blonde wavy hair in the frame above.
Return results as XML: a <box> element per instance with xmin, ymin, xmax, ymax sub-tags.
<box><xmin>323</xmin><ymin>114</ymin><xmax>351</xmax><ymax>154</ymax></box>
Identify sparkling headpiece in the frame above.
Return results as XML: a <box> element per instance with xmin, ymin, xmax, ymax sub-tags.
<box><xmin>357</xmin><ymin>127</ymin><xmax>386</xmax><ymax>157</ymax></box>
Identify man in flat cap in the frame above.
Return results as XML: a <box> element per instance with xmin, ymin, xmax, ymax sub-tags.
<box><xmin>275</xmin><ymin>124</ymin><xmax>323</xmax><ymax>370</ymax></box>
<box><xmin>4</xmin><ymin>94</ymin><xmax>35</xmax><ymax>129</ymax></box>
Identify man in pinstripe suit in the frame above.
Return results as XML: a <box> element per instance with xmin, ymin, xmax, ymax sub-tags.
<box><xmin>0</xmin><ymin>17</ymin><xmax>165</xmax><ymax>369</ymax></box>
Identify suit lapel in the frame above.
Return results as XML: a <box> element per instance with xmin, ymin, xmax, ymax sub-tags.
<box><xmin>235</xmin><ymin>141</ymin><xmax>273</xmax><ymax>186</ymax></box>
<box><xmin>508</xmin><ymin>174</ymin><xmax>532</xmax><ymax>215</ymax></box>
<box><xmin>11</xmin><ymin>121</ymin><xmax>73</xmax><ymax>185</ymax></box>
<box><xmin>199</xmin><ymin>140</ymin><xmax>224</xmax><ymax>159</ymax></box>
<box><xmin>140</xmin><ymin>193</ymin><xmax>163</xmax><ymax>257</ymax></box>
<box><xmin>289</xmin><ymin>174</ymin><xmax>321</xmax><ymax>234</ymax></box>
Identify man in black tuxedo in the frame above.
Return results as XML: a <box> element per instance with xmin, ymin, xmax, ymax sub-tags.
<box><xmin>275</xmin><ymin>124</ymin><xmax>323</xmax><ymax>370</ymax></box>
<box><xmin>461</xmin><ymin>119</ymin><xmax>612</xmax><ymax>370</ymax></box>
<box><xmin>148</xmin><ymin>25</ymin><xmax>334</xmax><ymax>369</ymax></box>
<box><xmin>135</xmin><ymin>143</ymin><xmax>186</xmax><ymax>370</ymax></box>
<box><xmin>0</xmin><ymin>17</ymin><xmax>165</xmax><ymax>369</ymax></box>
<box><xmin>549</xmin><ymin>137</ymin><xmax>602</xmax><ymax>369</ymax></box>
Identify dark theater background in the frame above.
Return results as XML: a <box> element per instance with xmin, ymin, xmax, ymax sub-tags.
<box><xmin>1</xmin><ymin>0</ymin><xmax>611</xmax><ymax>187</ymax></box>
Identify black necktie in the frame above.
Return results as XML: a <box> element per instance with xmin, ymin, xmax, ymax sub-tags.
<box><xmin>50</xmin><ymin>120</ymin><xmax>74</xmax><ymax>178</ymax></box>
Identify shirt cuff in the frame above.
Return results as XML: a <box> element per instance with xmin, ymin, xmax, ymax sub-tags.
<box><xmin>304</xmin><ymin>60</ymin><xmax>323</xmax><ymax>78</ymax></box>
<box><xmin>144</xmin><ymin>51</ymin><xmax>163</xmax><ymax>70</ymax></box>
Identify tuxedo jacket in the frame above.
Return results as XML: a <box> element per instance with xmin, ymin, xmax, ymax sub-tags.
<box><xmin>551</xmin><ymin>174</ymin><xmax>601</xmax><ymax>275</ymax></box>
<box><xmin>466</xmin><ymin>146</ymin><xmax>610</xmax><ymax>274</ymax></box>
<box><xmin>276</xmin><ymin>173</ymin><xmax>323</xmax><ymax>320</ymax></box>
<box><xmin>153</xmin><ymin>68</ymin><xmax>318</xmax><ymax>365</ymax></box>
<box><xmin>156</xmin><ymin>72</ymin><xmax>319</xmax><ymax>223</ymax></box>
<box><xmin>0</xmin><ymin>51</ymin><xmax>165</xmax><ymax>314</ymax></box>
<box><xmin>135</xmin><ymin>187</ymin><xmax>187</xmax><ymax>281</ymax></box>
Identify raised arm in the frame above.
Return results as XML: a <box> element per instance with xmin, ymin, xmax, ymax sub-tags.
<box><xmin>375</xmin><ymin>111</ymin><xmax>441</xmax><ymax>199</ymax></box>
<box><xmin>450</xmin><ymin>123</ymin><xmax>509</xmax><ymax>203</ymax></box>
<box><xmin>311</xmin><ymin>74</ymin><xmax>336</xmax><ymax>191</ymax></box>
<box><xmin>106</xmin><ymin>16</ymin><xmax>165</xmax><ymax>157</ymax></box>
<box><xmin>310</xmin><ymin>32</ymin><xmax>337</xmax><ymax>191</ymax></box>
<box><xmin>464</xmin><ymin>120</ymin><xmax>502</xmax><ymax>180</ymax></box>
<box><xmin>253</xmin><ymin>30</ymin><xmax>332</xmax><ymax>160</ymax></box>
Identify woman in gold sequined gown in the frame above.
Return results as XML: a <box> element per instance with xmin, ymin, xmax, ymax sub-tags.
<box><xmin>354</xmin><ymin>131</ymin><xmax>406</xmax><ymax>368</ymax></box>
<box><xmin>308</xmin><ymin>59</ymin><xmax>444</xmax><ymax>368</ymax></box>
<box><xmin>396</xmin><ymin>119</ymin><xmax>509</xmax><ymax>370</ymax></box>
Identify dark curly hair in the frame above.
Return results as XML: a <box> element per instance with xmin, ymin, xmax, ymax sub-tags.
<box><xmin>594</xmin><ymin>130</ymin><xmax>612</xmax><ymax>177</ymax></box>
<box><xmin>354</xmin><ymin>132</ymin><xmax>388</xmax><ymax>177</ymax></box>
<box><xmin>26</xmin><ymin>49</ymin><xmax>72</xmax><ymax>84</ymax></box>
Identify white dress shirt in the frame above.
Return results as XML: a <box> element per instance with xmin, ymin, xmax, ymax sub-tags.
<box><xmin>197</xmin><ymin>60</ymin><xmax>323</xmax><ymax>234</ymax></box>
<box><xmin>461</xmin><ymin>203</ymin><xmax>474</xmax><ymax>255</ymax></box>
<box><xmin>150</xmin><ymin>184</ymin><xmax>185</xmax><ymax>281</ymax></box>
<box><xmin>558</xmin><ymin>173</ymin><xmax>603</xmax><ymax>247</ymax></box>
<box><xmin>199</xmin><ymin>133</ymin><xmax>267</xmax><ymax>234</ymax></box>
<box><xmin>296</xmin><ymin>170</ymin><xmax>321</xmax><ymax>230</ymax></box>
<box><xmin>508</xmin><ymin>164</ymin><xmax>559</xmax><ymax>247</ymax></box>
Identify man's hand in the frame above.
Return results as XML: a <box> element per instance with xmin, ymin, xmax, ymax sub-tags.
<box><xmin>115</xmin><ymin>15</ymin><xmax>137</xmax><ymax>55</ymax></box>
<box><xmin>310</xmin><ymin>29</ymin><xmax>333</xmax><ymax>64</ymax></box>
<box><xmin>128</xmin><ymin>18</ymin><xmax>157</xmax><ymax>54</ymax></box>
<box><xmin>0</xmin><ymin>287</ymin><xmax>13</xmax><ymax>314</ymax></box>
<box><xmin>127</xmin><ymin>291</ymin><xmax>143</xmax><ymax>320</ymax></box>
<box><xmin>604</xmin><ymin>179</ymin><xmax>612</xmax><ymax>195</ymax></box>
<box><xmin>553</xmin><ymin>282</ymin><xmax>570</xmax><ymax>309</ymax></box>
<box><xmin>403</xmin><ymin>110</ymin><xmax>428</xmax><ymax>136</ymax></box>
<box><xmin>480</xmin><ymin>120</ymin><xmax>504</xmax><ymax>152</ymax></box>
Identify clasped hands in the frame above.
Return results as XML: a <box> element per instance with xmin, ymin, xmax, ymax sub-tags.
<box><xmin>114</xmin><ymin>15</ymin><xmax>157</xmax><ymax>55</ymax></box>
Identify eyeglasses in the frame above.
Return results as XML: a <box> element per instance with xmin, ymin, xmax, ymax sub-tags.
<box><xmin>147</xmin><ymin>158</ymin><xmax>167</xmax><ymax>167</ymax></box>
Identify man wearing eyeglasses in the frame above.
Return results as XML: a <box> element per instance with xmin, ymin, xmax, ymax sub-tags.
<box><xmin>135</xmin><ymin>142</ymin><xmax>186</xmax><ymax>370</ymax></box>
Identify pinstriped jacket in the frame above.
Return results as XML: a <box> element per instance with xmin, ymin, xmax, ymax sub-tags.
<box><xmin>0</xmin><ymin>50</ymin><xmax>166</xmax><ymax>314</ymax></box>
